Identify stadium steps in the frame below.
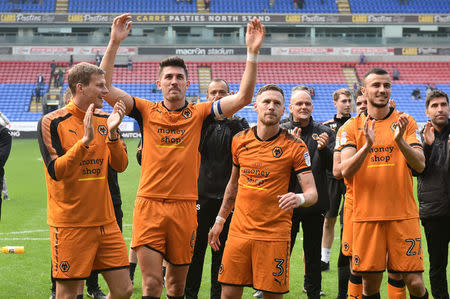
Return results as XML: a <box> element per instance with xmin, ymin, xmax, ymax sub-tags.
<box><xmin>198</xmin><ymin>66</ymin><xmax>211</xmax><ymax>94</ymax></box>
<box><xmin>342</xmin><ymin>67</ymin><xmax>359</xmax><ymax>89</ymax></box>
<box><xmin>196</xmin><ymin>0</ymin><xmax>209</xmax><ymax>13</ymax></box>
<box><xmin>29</xmin><ymin>97</ymin><xmax>41</xmax><ymax>113</ymax></box>
<box><xmin>55</xmin><ymin>0</ymin><xmax>68</xmax><ymax>13</ymax></box>
<box><xmin>336</xmin><ymin>0</ymin><xmax>351</xmax><ymax>13</ymax></box>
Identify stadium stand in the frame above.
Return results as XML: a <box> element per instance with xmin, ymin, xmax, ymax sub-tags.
<box><xmin>348</xmin><ymin>0</ymin><xmax>450</xmax><ymax>14</ymax></box>
<box><xmin>0</xmin><ymin>0</ymin><xmax>55</xmax><ymax>13</ymax></box>
<box><xmin>0</xmin><ymin>61</ymin><xmax>449</xmax><ymax>123</ymax></box>
<box><xmin>68</xmin><ymin>0</ymin><xmax>197</xmax><ymax>13</ymax></box>
<box><xmin>209</xmin><ymin>0</ymin><xmax>338</xmax><ymax>13</ymax></box>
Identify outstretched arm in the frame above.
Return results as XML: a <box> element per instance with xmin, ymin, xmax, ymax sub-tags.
<box><xmin>218</xmin><ymin>18</ymin><xmax>265</xmax><ymax>118</ymax></box>
<box><xmin>208</xmin><ymin>165</ymin><xmax>240</xmax><ymax>251</ymax></box>
<box><xmin>101</xmin><ymin>13</ymin><xmax>134</xmax><ymax>115</ymax></box>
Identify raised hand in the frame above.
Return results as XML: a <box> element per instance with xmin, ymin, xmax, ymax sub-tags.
<box><xmin>107</xmin><ymin>100</ymin><xmax>126</xmax><ymax>139</ymax></box>
<box><xmin>82</xmin><ymin>104</ymin><xmax>95</xmax><ymax>147</ymax></box>
<box><xmin>364</xmin><ymin>116</ymin><xmax>375</xmax><ymax>147</ymax></box>
<box><xmin>394</xmin><ymin>113</ymin><xmax>408</xmax><ymax>142</ymax></box>
<box><xmin>245</xmin><ymin>18</ymin><xmax>266</xmax><ymax>54</ymax></box>
<box><xmin>389</xmin><ymin>98</ymin><xmax>396</xmax><ymax>110</ymax></box>
<box><xmin>111</xmin><ymin>13</ymin><xmax>132</xmax><ymax>44</ymax></box>
<box><xmin>422</xmin><ymin>121</ymin><xmax>434</xmax><ymax>146</ymax></box>
<box><xmin>292</xmin><ymin>127</ymin><xmax>302</xmax><ymax>139</ymax></box>
<box><xmin>317</xmin><ymin>132</ymin><xmax>329</xmax><ymax>150</ymax></box>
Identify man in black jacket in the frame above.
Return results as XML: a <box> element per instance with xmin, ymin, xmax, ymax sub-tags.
<box><xmin>185</xmin><ymin>79</ymin><xmax>249</xmax><ymax>299</ymax></box>
<box><xmin>418</xmin><ymin>90</ymin><xmax>450</xmax><ymax>299</ymax></box>
<box><xmin>321</xmin><ymin>88</ymin><xmax>352</xmax><ymax>271</ymax></box>
<box><xmin>0</xmin><ymin>124</ymin><xmax>12</xmax><ymax>220</ymax></box>
<box><xmin>280</xmin><ymin>86</ymin><xmax>334</xmax><ymax>299</ymax></box>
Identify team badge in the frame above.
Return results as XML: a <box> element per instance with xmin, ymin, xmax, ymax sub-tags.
<box><xmin>353</xmin><ymin>255</ymin><xmax>360</xmax><ymax>265</ymax></box>
<box><xmin>390</xmin><ymin>122</ymin><xmax>399</xmax><ymax>132</ymax></box>
<box><xmin>182</xmin><ymin>108</ymin><xmax>192</xmax><ymax>119</ymax></box>
<box><xmin>59</xmin><ymin>261</ymin><xmax>70</xmax><ymax>272</ymax></box>
<box><xmin>219</xmin><ymin>264</ymin><xmax>224</xmax><ymax>274</ymax></box>
<box><xmin>312</xmin><ymin>133</ymin><xmax>319</xmax><ymax>140</ymax></box>
<box><xmin>272</xmin><ymin>146</ymin><xmax>283</xmax><ymax>158</ymax></box>
<box><xmin>343</xmin><ymin>242</ymin><xmax>349</xmax><ymax>252</ymax></box>
<box><xmin>304</xmin><ymin>152</ymin><xmax>311</xmax><ymax>167</ymax></box>
<box><xmin>98</xmin><ymin>125</ymin><xmax>108</xmax><ymax>135</ymax></box>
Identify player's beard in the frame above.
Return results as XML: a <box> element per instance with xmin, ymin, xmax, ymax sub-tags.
<box><xmin>368</xmin><ymin>96</ymin><xmax>388</xmax><ymax>108</ymax></box>
<box><xmin>260</xmin><ymin>115</ymin><xmax>280</xmax><ymax>126</ymax></box>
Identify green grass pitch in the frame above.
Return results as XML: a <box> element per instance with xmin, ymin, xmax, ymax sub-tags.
<box><xmin>0</xmin><ymin>139</ymin><xmax>438</xmax><ymax>298</ymax></box>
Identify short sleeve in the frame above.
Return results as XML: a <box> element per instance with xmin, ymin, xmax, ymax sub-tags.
<box><xmin>231</xmin><ymin>134</ymin><xmax>240</xmax><ymax>167</ymax></box>
<box><xmin>339</xmin><ymin>117</ymin><xmax>357</xmax><ymax>150</ymax></box>
<box><xmin>293</xmin><ymin>140</ymin><xmax>312</xmax><ymax>174</ymax></box>
<box><xmin>404</xmin><ymin>115</ymin><xmax>422</xmax><ymax>147</ymax></box>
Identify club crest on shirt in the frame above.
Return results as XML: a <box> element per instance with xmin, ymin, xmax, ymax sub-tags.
<box><xmin>272</xmin><ymin>146</ymin><xmax>283</xmax><ymax>158</ymax></box>
<box><xmin>59</xmin><ymin>261</ymin><xmax>70</xmax><ymax>272</ymax></box>
<box><xmin>98</xmin><ymin>125</ymin><xmax>108</xmax><ymax>135</ymax></box>
<box><xmin>390</xmin><ymin>122</ymin><xmax>399</xmax><ymax>132</ymax></box>
<box><xmin>353</xmin><ymin>255</ymin><xmax>360</xmax><ymax>265</ymax></box>
<box><xmin>182</xmin><ymin>108</ymin><xmax>192</xmax><ymax>119</ymax></box>
<box><xmin>312</xmin><ymin>133</ymin><xmax>319</xmax><ymax>140</ymax></box>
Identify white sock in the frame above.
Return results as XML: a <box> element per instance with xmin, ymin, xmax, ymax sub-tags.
<box><xmin>321</xmin><ymin>248</ymin><xmax>331</xmax><ymax>263</ymax></box>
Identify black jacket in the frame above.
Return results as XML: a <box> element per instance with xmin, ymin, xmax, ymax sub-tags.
<box><xmin>323</xmin><ymin>114</ymin><xmax>350</xmax><ymax>181</ymax></box>
<box><xmin>0</xmin><ymin>125</ymin><xmax>11</xmax><ymax>181</ymax></box>
<box><xmin>417</xmin><ymin>121</ymin><xmax>450</xmax><ymax>219</ymax></box>
<box><xmin>280</xmin><ymin>116</ymin><xmax>335</xmax><ymax>213</ymax></box>
<box><xmin>198</xmin><ymin>115</ymin><xmax>249</xmax><ymax>200</ymax></box>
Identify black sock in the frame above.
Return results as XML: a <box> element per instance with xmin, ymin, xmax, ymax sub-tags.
<box><xmin>86</xmin><ymin>271</ymin><xmax>99</xmax><ymax>291</ymax></box>
<box><xmin>349</xmin><ymin>273</ymin><xmax>363</xmax><ymax>284</ymax></box>
<box><xmin>410</xmin><ymin>289</ymin><xmax>428</xmax><ymax>299</ymax></box>
<box><xmin>76</xmin><ymin>295</ymin><xmax>83</xmax><ymax>299</ymax></box>
<box><xmin>362</xmin><ymin>293</ymin><xmax>380</xmax><ymax>299</ymax></box>
<box><xmin>142</xmin><ymin>296</ymin><xmax>159</xmax><ymax>299</ymax></box>
<box><xmin>167</xmin><ymin>295</ymin><xmax>184</xmax><ymax>299</ymax></box>
<box><xmin>388</xmin><ymin>277</ymin><xmax>406</xmax><ymax>288</ymax></box>
<box><xmin>338</xmin><ymin>265</ymin><xmax>350</xmax><ymax>297</ymax></box>
<box><xmin>129</xmin><ymin>262</ymin><xmax>137</xmax><ymax>280</ymax></box>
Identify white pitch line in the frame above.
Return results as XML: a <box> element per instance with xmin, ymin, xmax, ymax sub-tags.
<box><xmin>0</xmin><ymin>229</ymin><xmax>48</xmax><ymax>235</ymax></box>
<box><xmin>0</xmin><ymin>237</ymin><xmax>132</xmax><ymax>241</ymax></box>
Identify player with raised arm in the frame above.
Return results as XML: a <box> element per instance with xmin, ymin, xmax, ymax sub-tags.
<box><xmin>100</xmin><ymin>13</ymin><xmax>265</xmax><ymax>299</ymax></box>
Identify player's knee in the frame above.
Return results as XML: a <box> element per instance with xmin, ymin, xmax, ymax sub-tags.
<box><xmin>404</xmin><ymin>274</ymin><xmax>425</xmax><ymax>295</ymax></box>
<box><xmin>112</xmin><ymin>283</ymin><xmax>133</xmax><ymax>299</ymax></box>
<box><xmin>143</xmin><ymin>273</ymin><xmax>163</xmax><ymax>290</ymax></box>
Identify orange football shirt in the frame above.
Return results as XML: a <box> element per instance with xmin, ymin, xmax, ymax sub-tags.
<box><xmin>229</xmin><ymin>127</ymin><xmax>312</xmax><ymax>241</ymax></box>
<box><xmin>339</xmin><ymin>109</ymin><xmax>422</xmax><ymax>221</ymax></box>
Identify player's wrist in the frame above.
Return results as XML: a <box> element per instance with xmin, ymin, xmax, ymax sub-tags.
<box><xmin>246</xmin><ymin>51</ymin><xmax>258</xmax><ymax>63</ymax></box>
<box><xmin>296</xmin><ymin>193</ymin><xmax>306</xmax><ymax>207</ymax></box>
<box><xmin>215</xmin><ymin>215</ymin><xmax>226</xmax><ymax>225</ymax></box>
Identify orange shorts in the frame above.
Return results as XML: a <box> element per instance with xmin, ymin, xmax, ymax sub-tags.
<box><xmin>50</xmin><ymin>221</ymin><xmax>128</xmax><ymax>280</ymax></box>
<box><xmin>218</xmin><ymin>235</ymin><xmax>290</xmax><ymax>294</ymax></box>
<box><xmin>352</xmin><ymin>218</ymin><xmax>424</xmax><ymax>273</ymax></box>
<box><xmin>131</xmin><ymin>198</ymin><xmax>197</xmax><ymax>265</ymax></box>
<box><xmin>341</xmin><ymin>197</ymin><xmax>353</xmax><ymax>257</ymax></box>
